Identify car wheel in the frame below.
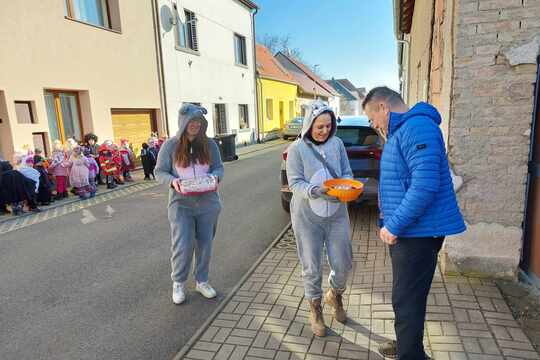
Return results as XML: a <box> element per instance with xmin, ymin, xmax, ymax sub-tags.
<box><xmin>282</xmin><ymin>135</ymin><xmax>288</xmax><ymax>140</ymax></box>
<box><xmin>281</xmin><ymin>197</ymin><xmax>290</xmax><ymax>213</ymax></box>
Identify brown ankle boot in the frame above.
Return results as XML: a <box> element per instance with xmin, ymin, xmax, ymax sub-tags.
<box><xmin>308</xmin><ymin>298</ymin><xmax>326</xmax><ymax>337</ymax></box>
<box><xmin>324</xmin><ymin>288</ymin><xmax>347</xmax><ymax>323</ymax></box>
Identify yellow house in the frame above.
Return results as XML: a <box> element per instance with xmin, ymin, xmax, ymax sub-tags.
<box><xmin>255</xmin><ymin>45</ymin><xmax>298</xmax><ymax>140</ymax></box>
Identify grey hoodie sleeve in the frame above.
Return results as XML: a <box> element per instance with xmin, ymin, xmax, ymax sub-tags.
<box><xmin>209</xmin><ymin>139</ymin><xmax>224</xmax><ymax>181</ymax></box>
<box><xmin>286</xmin><ymin>143</ymin><xmax>317</xmax><ymax>200</ymax></box>
<box><xmin>155</xmin><ymin>139</ymin><xmax>177</xmax><ymax>187</ymax></box>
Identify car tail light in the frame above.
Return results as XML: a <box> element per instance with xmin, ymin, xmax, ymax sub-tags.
<box><xmin>282</xmin><ymin>151</ymin><xmax>288</xmax><ymax>161</ymax></box>
<box><xmin>346</xmin><ymin>147</ymin><xmax>382</xmax><ymax>160</ymax></box>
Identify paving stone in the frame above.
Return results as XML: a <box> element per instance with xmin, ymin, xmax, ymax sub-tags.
<box><xmin>214</xmin><ymin>344</ymin><xmax>235</xmax><ymax>360</ymax></box>
<box><xmin>182</xmin><ymin>209</ymin><xmax>540</xmax><ymax>360</ymax></box>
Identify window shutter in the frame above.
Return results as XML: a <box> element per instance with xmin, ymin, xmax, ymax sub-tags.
<box><xmin>188</xmin><ymin>12</ymin><xmax>198</xmax><ymax>51</ymax></box>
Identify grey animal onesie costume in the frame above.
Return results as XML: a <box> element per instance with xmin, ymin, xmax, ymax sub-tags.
<box><xmin>286</xmin><ymin>101</ymin><xmax>353</xmax><ymax>300</ymax></box>
<box><xmin>155</xmin><ymin>104</ymin><xmax>224</xmax><ymax>284</ymax></box>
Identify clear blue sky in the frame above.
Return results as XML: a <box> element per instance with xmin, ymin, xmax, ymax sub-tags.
<box><xmin>254</xmin><ymin>0</ymin><xmax>399</xmax><ymax>91</ymax></box>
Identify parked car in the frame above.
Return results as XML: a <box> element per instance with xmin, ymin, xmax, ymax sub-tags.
<box><xmin>282</xmin><ymin>117</ymin><xmax>303</xmax><ymax>140</ymax></box>
<box><xmin>280</xmin><ymin>115</ymin><xmax>381</xmax><ymax>212</ymax></box>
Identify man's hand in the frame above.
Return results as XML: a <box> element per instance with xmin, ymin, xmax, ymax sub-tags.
<box><xmin>172</xmin><ymin>178</ymin><xmax>182</xmax><ymax>193</ymax></box>
<box><xmin>379</xmin><ymin>227</ymin><xmax>397</xmax><ymax>245</ymax></box>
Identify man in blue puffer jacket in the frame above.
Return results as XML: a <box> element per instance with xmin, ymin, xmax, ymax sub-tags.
<box><xmin>363</xmin><ymin>87</ymin><xmax>466</xmax><ymax>360</ymax></box>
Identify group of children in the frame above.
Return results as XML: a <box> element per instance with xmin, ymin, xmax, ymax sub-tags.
<box><xmin>0</xmin><ymin>133</ymin><xmax>162</xmax><ymax>216</ymax></box>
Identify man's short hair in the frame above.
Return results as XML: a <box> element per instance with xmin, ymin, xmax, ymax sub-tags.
<box><xmin>362</xmin><ymin>86</ymin><xmax>404</xmax><ymax>109</ymax></box>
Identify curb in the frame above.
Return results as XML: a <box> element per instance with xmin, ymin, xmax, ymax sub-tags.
<box><xmin>235</xmin><ymin>140</ymin><xmax>289</xmax><ymax>158</ymax></box>
<box><xmin>172</xmin><ymin>222</ymin><xmax>292</xmax><ymax>360</ymax></box>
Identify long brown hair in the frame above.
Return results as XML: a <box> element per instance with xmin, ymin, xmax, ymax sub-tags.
<box><xmin>174</xmin><ymin>129</ymin><xmax>211</xmax><ymax>168</ymax></box>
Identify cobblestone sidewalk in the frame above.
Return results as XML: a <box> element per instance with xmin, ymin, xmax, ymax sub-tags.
<box><xmin>181</xmin><ymin>208</ymin><xmax>540</xmax><ymax>360</ymax></box>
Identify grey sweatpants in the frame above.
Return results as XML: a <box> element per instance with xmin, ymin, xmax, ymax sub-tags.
<box><xmin>291</xmin><ymin>199</ymin><xmax>353</xmax><ymax>300</ymax></box>
<box><xmin>168</xmin><ymin>204</ymin><xmax>221</xmax><ymax>283</ymax></box>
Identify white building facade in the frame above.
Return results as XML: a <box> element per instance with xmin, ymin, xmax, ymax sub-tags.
<box><xmin>157</xmin><ymin>0</ymin><xmax>258</xmax><ymax>145</ymax></box>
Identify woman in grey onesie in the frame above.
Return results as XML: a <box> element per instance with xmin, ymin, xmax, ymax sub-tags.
<box><xmin>286</xmin><ymin>101</ymin><xmax>353</xmax><ymax>337</ymax></box>
<box><xmin>156</xmin><ymin>103</ymin><xmax>224</xmax><ymax>305</ymax></box>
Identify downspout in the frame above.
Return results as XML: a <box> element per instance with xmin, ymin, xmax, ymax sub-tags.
<box><xmin>258</xmin><ymin>76</ymin><xmax>265</xmax><ymax>142</ymax></box>
<box><xmin>425</xmin><ymin>0</ymin><xmax>437</xmax><ymax>103</ymax></box>
<box><xmin>251</xmin><ymin>7</ymin><xmax>259</xmax><ymax>144</ymax></box>
<box><xmin>152</xmin><ymin>0</ymin><xmax>170</xmax><ymax>136</ymax></box>
<box><xmin>520</xmin><ymin>54</ymin><xmax>540</xmax><ymax>273</ymax></box>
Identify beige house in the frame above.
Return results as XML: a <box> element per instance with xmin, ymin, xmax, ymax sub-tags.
<box><xmin>0</xmin><ymin>1</ymin><xmax>165</xmax><ymax>161</ymax></box>
<box><xmin>394</xmin><ymin>0</ymin><xmax>540</xmax><ymax>285</ymax></box>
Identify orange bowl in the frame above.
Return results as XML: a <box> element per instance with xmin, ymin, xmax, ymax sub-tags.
<box><xmin>324</xmin><ymin>178</ymin><xmax>364</xmax><ymax>203</ymax></box>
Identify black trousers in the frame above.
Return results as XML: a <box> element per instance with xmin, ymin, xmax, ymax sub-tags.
<box><xmin>389</xmin><ymin>236</ymin><xmax>445</xmax><ymax>360</ymax></box>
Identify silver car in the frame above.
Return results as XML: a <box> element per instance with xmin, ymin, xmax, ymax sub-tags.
<box><xmin>282</xmin><ymin>117</ymin><xmax>303</xmax><ymax>140</ymax></box>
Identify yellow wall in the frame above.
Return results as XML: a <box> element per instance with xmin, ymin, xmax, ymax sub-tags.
<box><xmin>257</xmin><ymin>78</ymin><xmax>298</xmax><ymax>136</ymax></box>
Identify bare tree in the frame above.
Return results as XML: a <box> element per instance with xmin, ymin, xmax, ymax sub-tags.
<box><xmin>258</xmin><ymin>33</ymin><xmax>325</xmax><ymax>78</ymax></box>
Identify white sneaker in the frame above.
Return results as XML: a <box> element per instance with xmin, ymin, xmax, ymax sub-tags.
<box><xmin>172</xmin><ymin>282</ymin><xmax>186</xmax><ymax>304</ymax></box>
<box><xmin>196</xmin><ymin>282</ymin><xmax>217</xmax><ymax>299</ymax></box>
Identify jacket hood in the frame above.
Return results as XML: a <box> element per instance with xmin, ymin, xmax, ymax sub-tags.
<box><xmin>300</xmin><ymin>100</ymin><xmax>337</xmax><ymax>139</ymax></box>
<box><xmin>177</xmin><ymin>103</ymin><xmax>209</xmax><ymax>138</ymax></box>
<box><xmin>389</xmin><ymin>102</ymin><xmax>442</xmax><ymax>135</ymax></box>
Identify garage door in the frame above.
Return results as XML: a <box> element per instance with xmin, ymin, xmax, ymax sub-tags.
<box><xmin>111</xmin><ymin>110</ymin><xmax>155</xmax><ymax>164</ymax></box>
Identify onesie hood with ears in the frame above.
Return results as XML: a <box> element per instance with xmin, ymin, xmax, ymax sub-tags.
<box><xmin>177</xmin><ymin>103</ymin><xmax>209</xmax><ymax>137</ymax></box>
<box><xmin>300</xmin><ymin>100</ymin><xmax>337</xmax><ymax>139</ymax></box>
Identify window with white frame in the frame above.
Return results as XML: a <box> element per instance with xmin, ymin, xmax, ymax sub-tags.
<box><xmin>65</xmin><ymin>0</ymin><xmax>111</xmax><ymax>28</ymax></box>
<box><xmin>175</xmin><ymin>7</ymin><xmax>199</xmax><ymax>52</ymax></box>
<box><xmin>239</xmin><ymin>104</ymin><xmax>249</xmax><ymax>129</ymax></box>
<box><xmin>234</xmin><ymin>34</ymin><xmax>247</xmax><ymax>65</ymax></box>
<box><xmin>214</xmin><ymin>104</ymin><xmax>227</xmax><ymax>135</ymax></box>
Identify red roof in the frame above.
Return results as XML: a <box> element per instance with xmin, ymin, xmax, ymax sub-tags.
<box><xmin>256</xmin><ymin>45</ymin><xmax>297</xmax><ymax>85</ymax></box>
<box><xmin>275</xmin><ymin>53</ymin><xmax>334</xmax><ymax>98</ymax></box>
<box><xmin>280</xmin><ymin>53</ymin><xmax>339</xmax><ymax>96</ymax></box>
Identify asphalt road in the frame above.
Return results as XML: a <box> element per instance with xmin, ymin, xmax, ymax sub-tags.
<box><xmin>0</xmin><ymin>145</ymin><xmax>290</xmax><ymax>360</ymax></box>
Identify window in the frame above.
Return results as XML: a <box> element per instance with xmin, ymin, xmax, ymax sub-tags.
<box><xmin>234</xmin><ymin>34</ymin><xmax>247</xmax><ymax>66</ymax></box>
<box><xmin>214</xmin><ymin>104</ymin><xmax>227</xmax><ymax>135</ymax></box>
<box><xmin>239</xmin><ymin>104</ymin><xmax>249</xmax><ymax>129</ymax></box>
<box><xmin>175</xmin><ymin>8</ymin><xmax>198</xmax><ymax>52</ymax></box>
<box><xmin>335</xmin><ymin>127</ymin><xmax>380</xmax><ymax>147</ymax></box>
<box><xmin>266</xmin><ymin>99</ymin><xmax>273</xmax><ymax>121</ymax></box>
<box><xmin>32</xmin><ymin>133</ymin><xmax>48</xmax><ymax>156</ymax></box>
<box><xmin>15</xmin><ymin>101</ymin><xmax>35</xmax><ymax>124</ymax></box>
<box><xmin>289</xmin><ymin>101</ymin><xmax>294</xmax><ymax>121</ymax></box>
<box><xmin>44</xmin><ymin>91</ymin><xmax>82</xmax><ymax>143</ymax></box>
<box><xmin>65</xmin><ymin>0</ymin><xmax>111</xmax><ymax>28</ymax></box>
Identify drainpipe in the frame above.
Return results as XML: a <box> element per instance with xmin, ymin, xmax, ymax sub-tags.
<box><xmin>251</xmin><ymin>7</ymin><xmax>259</xmax><ymax>144</ymax></box>
<box><xmin>152</xmin><ymin>0</ymin><xmax>170</xmax><ymax>136</ymax></box>
<box><xmin>520</xmin><ymin>54</ymin><xmax>540</xmax><ymax>273</ymax></box>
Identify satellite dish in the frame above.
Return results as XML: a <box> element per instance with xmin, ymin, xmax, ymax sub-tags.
<box><xmin>160</xmin><ymin>5</ymin><xmax>174</xmax><ymax>32</ymax></box>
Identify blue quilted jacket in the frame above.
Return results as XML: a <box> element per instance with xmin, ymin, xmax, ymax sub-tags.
<box><xmin>380</xmin><ymin>102</ymin><xmax>466</xmax><ymax>238</ymax></box>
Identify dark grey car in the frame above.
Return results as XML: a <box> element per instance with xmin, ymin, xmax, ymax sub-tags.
<box><xmin>280</xmin><ymin>115</ymin><xmax>381</xmax><ymax>212</ymax></box>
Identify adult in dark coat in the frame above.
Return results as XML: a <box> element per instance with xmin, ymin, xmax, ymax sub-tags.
<box><xmin>0</xmin><ymin>160</ymin><xmax>38</xmax><ymax>215</ymax></box>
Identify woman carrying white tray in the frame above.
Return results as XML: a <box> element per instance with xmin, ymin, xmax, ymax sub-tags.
<box><xmin>156</xmin><ymin>103</ymin><xmax>224</xmax><ymax>305</ymax></box>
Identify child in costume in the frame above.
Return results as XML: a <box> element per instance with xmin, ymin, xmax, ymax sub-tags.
<box><xmin>83</xmin><ymin>147</ymin><xmax>98</xmax><ymax>197</ymax></box>
<box><xmin>49</xmin><ymin>140</ymin><xmax>70</xmax><ymax>199</ymax></box>
<box><xmin>119</xmin><ymin>139</ymin><xmax>135</xmax><ymax>182</ymax></box>
<box><xmin>69</xmin><ymin>147</ymin><xmax>92</xmax><ymax>199</ymax></box>
<box><xmin>111</xmin><ymin>143</ymin><xmax>124</xmax><ymax>185</ymax></box>
<box><xmin>140</xmin><ymin>143</ymin><xmax>156</xmax><ymax>180</ymax></box>
<box><xmin>33</xmin><ymin>152</ymin><xmax>53</xmax><ymax>205</ymax></box>
<box><xmin>98</xmin><ymin>142</ymin><xmax>118</xmax><ymax>189</ymax></box>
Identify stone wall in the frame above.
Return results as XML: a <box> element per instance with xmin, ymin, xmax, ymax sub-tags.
<box><xmin>445</xmin><ymin>0</ymin><xmax>540</xmax><ymax>277</ymax></box>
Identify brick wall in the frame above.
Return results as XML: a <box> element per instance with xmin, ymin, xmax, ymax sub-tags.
<box><xmin>450</xmin><ymin>0</ymin><xmax>539</xmax><ymax>227</ymax></box>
